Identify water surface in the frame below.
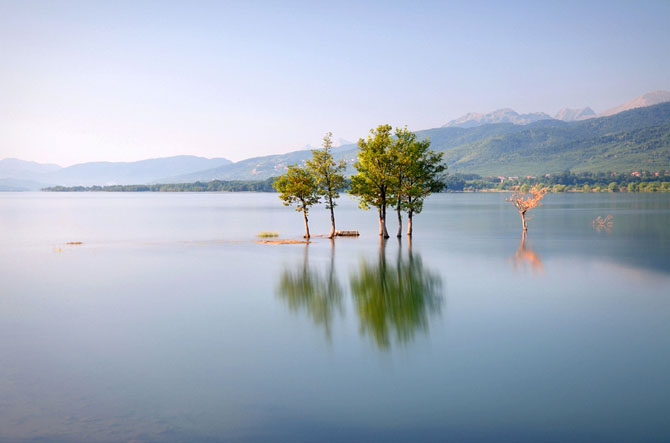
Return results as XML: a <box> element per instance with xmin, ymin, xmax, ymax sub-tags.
<box><xmin>1</xmin><ymin>192</ymin><xmax>669</xmax><ymax>442</ymax></box>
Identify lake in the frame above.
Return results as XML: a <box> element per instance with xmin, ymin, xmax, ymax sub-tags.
<box><xmin>0</xmin><ymin>192</ymin><xmax>669</xmax><ymax>442</ymax></box>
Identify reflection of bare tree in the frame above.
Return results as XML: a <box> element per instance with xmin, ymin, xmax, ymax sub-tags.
<box><xmin>593</xmin><ymin>215</ymin><xmax>614</xmax><ymax>233</ymax></box>
<box><xmin>350</xmin><ymin>238</ymin><xmax>443</xmax><ymax>350</ymax></box>
<box><xmin>511</xmin><ymin>232</ymin><xmax>544</xmax><ymax>273</ymax></box>
<box><xmin>276</xmin><ymin>241</ymin><xmax>344</xmax><ymax>341</ymax></box>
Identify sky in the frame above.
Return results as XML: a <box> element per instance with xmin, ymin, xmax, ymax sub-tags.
<box><xmin>1</xmin><ymin>0</ymin><xmax>669</xmax><ymax>166</ymax></box>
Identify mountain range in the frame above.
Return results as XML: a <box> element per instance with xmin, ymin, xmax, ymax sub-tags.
<box><xmin>0</xmin><ymin>156</ymin><xmax>231</xmax><ymax>191</ymax></box>
<box><xmin>2</xmin><ymin>90</ymin><xmax>669</xmax><ymax>190</ymax></box>
<box><xmin>443</xmin><ymin>90</ymin><xmax>670</xmax><ymax>128</ymax></box>
<box><xmin>442</xmin><ymin>109</ymin><xmax>554</xmax><ymax>128</ymax></box>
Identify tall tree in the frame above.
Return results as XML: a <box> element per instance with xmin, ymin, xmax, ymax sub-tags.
<box><xmin>306</xmin><ymin>132</ymin><xmax>347</xmax><ymax>238</ymax></box>
<box><xmin>391</xmin><ymin>127</ymin><xmax>447</xmax><ymax>236</ymax></box>
<box><xmin>350</xmin><ymin>124</ymin><xmax>395</xmax><ymax>238</ymax></box>
<box><xmin>273</xmin><ymin>164</ymin><xmax>320</xmax><ymax>238</ymax></box>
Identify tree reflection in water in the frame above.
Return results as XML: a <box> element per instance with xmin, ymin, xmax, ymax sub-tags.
<box><xmin>276</xmin><ymin>238</ymin><xmax>444</xmax><ymax>349</ymax></box>
<box><xmin>350</xmin><ymin>238</ymin><xmax>443</xmax><ymax>350</ymax></box>
<box><xmin>511</xmin><ymin>231</ymin><xmax>544</xmax><ymax>273</ymax></box>
<box><xmin>276</xmin><ymin>240</ymin><xmax>344</xmax><ymax>341</ymax></box>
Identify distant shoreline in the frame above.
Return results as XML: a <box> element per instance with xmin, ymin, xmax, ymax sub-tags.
<box><xmin>35</xmin><ymin>170</ymin><xmax>670</xmax><ymax>194</ymax></box>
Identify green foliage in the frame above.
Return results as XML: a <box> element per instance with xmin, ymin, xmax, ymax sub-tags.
<box><xmin>349</xmin><ymin>125</ymin><xmax>396</xmax><ymax>211</ymax></box>
<box><xmin>306</xmin><ymin>132</ymin><xmax>347</xmax><ymax>210</ymax></box>
<box><xmin>391</xmin><ymin>127</ymin><xmax>447</xmax><ymax>216</ymax></box>
<box><xmin>273</xmin><ymin>164</ymin><xmax>320</xmax><ymax>214</ymax></box>
<box><xmin>441</xmin><ymin>170</ymin><xmax>670</xmax><ymax>192</ymax></box>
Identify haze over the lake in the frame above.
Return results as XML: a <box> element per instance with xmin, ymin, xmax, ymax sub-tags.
<box><xmin>1</xmin><ymin>0</ymin><xmax>669</xmax><ymax>165</ymax></box>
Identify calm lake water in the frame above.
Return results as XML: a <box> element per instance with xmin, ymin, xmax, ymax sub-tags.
<box><xmin>1</xmin><ymin>192</ymin><xmax>669</xmax><ymax>442</ymax></box>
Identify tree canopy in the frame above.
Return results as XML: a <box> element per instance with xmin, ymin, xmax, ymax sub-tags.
<box><xmin>349</xmin><ymin>124</ymin><xmax>396</xmax><ymax>238</ymax></box>
<box><xmin>390</xmin><ymin>127</ymin><xmax>446</xmax><ymax>235</ymax></box>
<box><xmin>306</xmin><ymin>132</ymin><xmax>347</xmax><ymax>238</ymax></box>
<box><xmin>273</xmin><ymin>163</ymin><xmax>320</xmax><ymax>238</ymax></box>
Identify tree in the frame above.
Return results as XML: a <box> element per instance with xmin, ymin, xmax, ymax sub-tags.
<box><xmin>506</xmin><ymin>185</ymin><xmax>548</xmax><ymax>231</ymax></box>
<box><xmin>350</xmin><ymin>124</ymin><xmax>396</xmax><ymax>238</ymax></box>
<box><xmin>273</xmin><ymin>164</ymin><xmax>320</xmax><ymax>238</ymax></box>
<box><xmin>306</xmin><ymin>132</ymin><xmax>347</xmax><ymax>238</ymax></box>
<box><xmin>390</xmin><ymin>127</ymin><xmax>446</xmax><ymax>236</ymax></box>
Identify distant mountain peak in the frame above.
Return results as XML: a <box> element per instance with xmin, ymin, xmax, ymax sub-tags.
<box><xmin>332</xmin><ymin>137</ymin><xmax>352</xmax><ymax>147</ymax></box>
<box><xmin>442</xmin><ymin>108</ymin><xmax>552</xmax><ymax>128</ymax></box>
<box><xmin>600</xmin><ymin>90</ymin><xmax>670</xmax><ymax>117</ymax></box>
<box><xmin>554</xmin><ymin>107</ymin><xmax>596</xmax><ymax>122</ymax></box>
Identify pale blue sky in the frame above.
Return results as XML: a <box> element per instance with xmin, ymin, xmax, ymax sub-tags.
<box><xmin>1</xmin><ymin>0</ymin><xmax>669</xmax><ymax>165</ymax></box>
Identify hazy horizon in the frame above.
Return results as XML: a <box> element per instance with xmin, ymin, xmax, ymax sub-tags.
<box><xmin>1</xmin><ymin>0</ymin><xmax>669</xmax><ymax>166</ymax></box>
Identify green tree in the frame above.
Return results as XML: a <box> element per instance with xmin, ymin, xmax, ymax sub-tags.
<box><xmin>273</xmin><ymin>164</ymin><xmax>320</xmax><ymax>238</ymax></box>
<box><xmin>306</xmin><ymin>132</ymin><xmax>347</xmax><ymax>238</ymax></box>
<box><xmin>350</xmin><ymin>124</ymin><xmax>396</xmax><ymax>238</ymax></box>
<box><xmin>608</xmin><ymin>182</ymin><xmax>618</xmax><ymax>192</ymax></box>
<box><xmin>390</xmin><ymin>127</ymin><xmax>446</xmax><ymax>236</ymax></box>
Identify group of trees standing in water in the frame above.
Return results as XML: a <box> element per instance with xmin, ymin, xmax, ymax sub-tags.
<box><xmin>273</xmin><ymin>125</ymin><xmax>447</xmax><ymax>239</ymax></box>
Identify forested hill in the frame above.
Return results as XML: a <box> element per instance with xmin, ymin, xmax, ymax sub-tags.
<box><xmin>164</xmin><ymin>102</ymin><xmax>670</xmax><ymax>182</ymax></box>
<box><xmin>427</xmin><ymin>101</ymin><xmax>670</xmax><ymax>175</ymax></box>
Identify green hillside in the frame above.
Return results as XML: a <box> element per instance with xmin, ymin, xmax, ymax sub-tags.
<box><xmin>425</xmin><ymin>102</ymin><xmax>670</xmax><ymax>175</ymax></box>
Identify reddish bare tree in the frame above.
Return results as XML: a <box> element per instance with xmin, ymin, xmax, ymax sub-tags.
<box><xmin>506</xmin><ymin>185</ymin><xmax>548</xmax><ymax>231</ymax></box>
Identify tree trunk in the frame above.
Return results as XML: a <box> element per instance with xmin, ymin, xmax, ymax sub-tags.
<box><xmin>303</xmin><ymin>210</ymin><xmax>310</xmax><ymax>239</ymax></box>
<box><xmin>407</xmin><ymin>209</ymin><xmax>413</xmax><ymax>236</ymax></box>
<box><xmin>521</xmin><ymin>211</ymin><xmax>527</xmax><ymax>231</ymax></box>
<box><xmin>378</xmin><ymin>208</ymin><xmax>384</xmax><ymax>236</ymax></box>
<box><xmin>378</xmin><ymin>207</ymin><xmax>390</xmax><ymax>238</ymax></box>
<box><xmin>396</xmin><ymin>205</ymin><xmax>402</xmax><ymax>238</ymax></box>
<box><xmin>328</xmin><ymin>196</ymin><xmax>336</xmax><ymax>239</ymax></box>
